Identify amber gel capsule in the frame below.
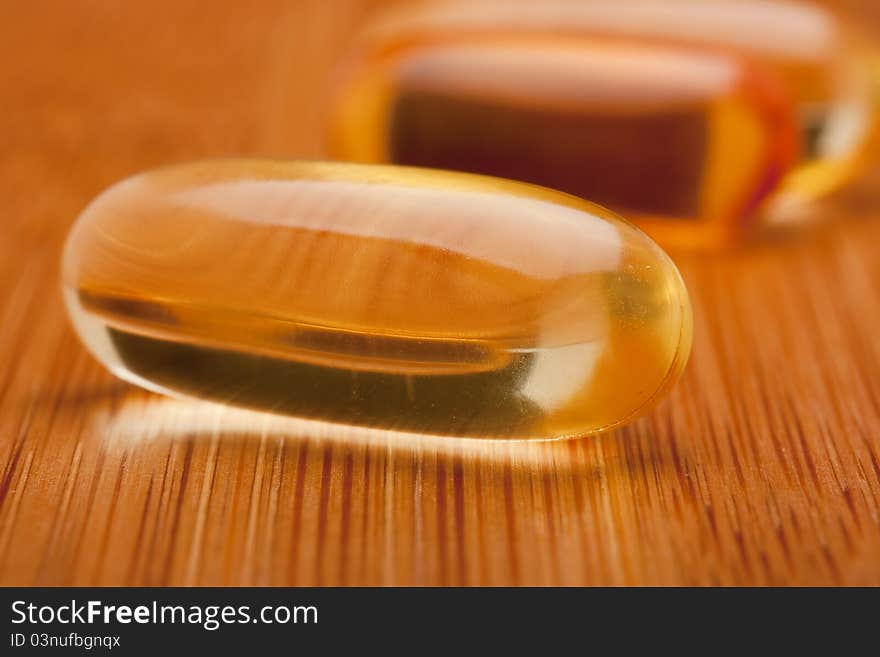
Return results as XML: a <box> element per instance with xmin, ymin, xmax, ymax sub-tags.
<box><xmin>327</xmin><ymin>0</ymin><xmax>880</xmax><ymax>247</ymax></box>
<box><xmin>62</xmin><ymin>161</ymin><xmax>692</xmax><ymax>440</ymax></box>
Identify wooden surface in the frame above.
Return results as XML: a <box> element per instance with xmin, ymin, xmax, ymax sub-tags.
<box><xmin>2</xmin><ymin>0</ymin><xmax>880</xmax><ymax>586</ymax></box>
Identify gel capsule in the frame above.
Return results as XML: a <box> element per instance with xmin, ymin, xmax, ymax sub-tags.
<box><xmin>62</xmin><ymin>161</ymin><xmax>692</xmax><ymax>440</ymax></box>
<box><xmin>326</xmin><ymin>0</ymin><xmax>880</xmax><ymax>247</ymax></box>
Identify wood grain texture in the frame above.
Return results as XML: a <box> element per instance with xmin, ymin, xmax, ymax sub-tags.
<box><xmin>1</xmin><ymin>0</ymin><xmax>879</xmax><ymax>586</ymax></box>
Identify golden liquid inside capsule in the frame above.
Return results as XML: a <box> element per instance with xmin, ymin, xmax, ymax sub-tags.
<box><xmin>62</xmin><ymin>160</ymin><xmax>692</xmax><ymax>440</ymax></box>
<box><xmin>327</xmin><ymin>0</ymin><xmax>880</xmax><ymax>248</ymax></box>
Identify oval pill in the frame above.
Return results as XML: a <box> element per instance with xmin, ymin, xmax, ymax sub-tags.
<box><xmin>62</xmin><ymin>160</ymin><xmax>692</xmax><ymax>439</ymax></box>
<box><xmin>327</xmin><ymin>0</ymin><xmax>880</xmax><ymax>247</ymax></box>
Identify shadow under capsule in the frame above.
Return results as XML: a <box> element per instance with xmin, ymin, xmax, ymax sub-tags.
<box><xmin>84</xmin><ymin>389</ymin><xmax>682</xmax><ymax>479</ymax></box>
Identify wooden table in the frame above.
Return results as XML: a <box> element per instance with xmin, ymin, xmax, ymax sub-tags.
<box><xmin>2</xmin><ymin>0</ymin><xmax>879</xmax><ymax>586</ymax></box>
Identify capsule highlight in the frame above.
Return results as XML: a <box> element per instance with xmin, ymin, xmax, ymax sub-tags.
<box><xmin>62</xmin><ymin>161</ymin><xmax>692</xmax><ymax>439</ymax></box>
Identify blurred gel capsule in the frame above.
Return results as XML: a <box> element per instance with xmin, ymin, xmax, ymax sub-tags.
<box><xmin>326</xmin><ymin>0</ymin><xmax>880</xmax><ymax>248</ymax></box>
<box><xmin>62</xmin><ymin>160</ymin><xmax>692</xmax><ymax>440</ymax></box>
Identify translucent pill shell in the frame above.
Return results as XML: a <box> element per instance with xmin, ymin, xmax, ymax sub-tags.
<box><xmin>62</xmin><ymin>160</ymin><xmax>692</xmax><ymax>440</ymax></box>
<box><xmin>326</xmin><ymin>0</ymin><xmax>880</xmax><ymax>248</ymax></box>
